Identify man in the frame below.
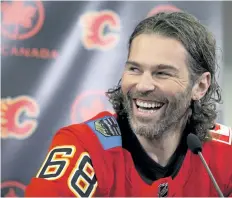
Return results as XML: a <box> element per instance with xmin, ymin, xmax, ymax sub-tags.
<box><xmin>25</xmin><ymin>12</ymin><xmax>232</xmax><ymax>197</ymax></box>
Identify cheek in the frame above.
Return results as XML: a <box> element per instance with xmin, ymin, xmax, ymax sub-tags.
<box><xmin>166</xmin><ymin>86</ymin><xmax>181</xmax><ymax>96</ymax></box>
<box><xmin>121</xmin><ymin>74</ymin><xmax>134</xmax><ymax>95</ymax></box>
<box><xmin>160</xmin><ymin>81</ymin><xmax>188</xmax><ymax>97</ymax></box>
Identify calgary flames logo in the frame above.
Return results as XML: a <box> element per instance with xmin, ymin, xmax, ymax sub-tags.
<box><xmin>1</xmin><ymin>96</ymin><xmax>40</xmax><ymax>139</ymax></box>
<box><xmin>1</xmin><ymin>0</ymin><xmax>45</xmax><ymax>40</ymax></box>
<box><xmin>80</xmin><ymin>10</ymin><xmax>120</xmax><ymax>50</ymax></box>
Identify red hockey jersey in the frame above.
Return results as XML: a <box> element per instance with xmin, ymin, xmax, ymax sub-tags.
<box><xmin>25</xmin><ymin>111</ymin><xmax>232</xmax><ymax>197</ymax></box>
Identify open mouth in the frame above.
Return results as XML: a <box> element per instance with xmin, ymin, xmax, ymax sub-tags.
<box><xmin>133</xmin><ymin>99</ymin><xmax>165</xmax><ymax>114</ymax></box>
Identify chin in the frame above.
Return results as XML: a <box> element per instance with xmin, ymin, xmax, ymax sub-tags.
<box><xmin>131</xmin><ymin>115</ymin><xmax>174</xmax><ymax>139</ymax></box>
<box><xmin>130</xmin><ymin>120</ymin><xmax>159</xmax><ymax>138</ymax></box>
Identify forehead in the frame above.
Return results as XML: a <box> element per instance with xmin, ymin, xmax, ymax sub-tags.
<box><xmin>129</xmin><ymin>34</ymin><xmax>189</xmax><ymax>71</ymax></box>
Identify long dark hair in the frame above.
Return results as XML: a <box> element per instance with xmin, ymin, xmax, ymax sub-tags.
<box><xmin>106</xmin><ymin>12</ymin><xmax>222</xmax><ymax>141</ymax></box>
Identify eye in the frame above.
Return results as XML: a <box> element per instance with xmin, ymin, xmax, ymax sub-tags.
<box><xmin>156</xmin><ymin>71</ymin><xmax>172</xmax><ymax>76</ymax></box>
<box><xmin>128</xmin><ymin>66</ymin><xmax>140</xmax><ymax>73</ymax></box>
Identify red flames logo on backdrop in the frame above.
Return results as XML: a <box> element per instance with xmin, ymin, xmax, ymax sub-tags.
<box><xmin>1</xmin><ymin>1</ymin><xmax>44</xmax><ymax>40</ymax></box>
<box><xmin>80</xmin><ymin>10</ymin><xmax>120</xmax><ymax>50</ymax></box>
<box><xmin>147</xmin><ymin>4</ymin><xmax>181</xmax><ymax>17</ymax></box>
<box><xmin>1</xmin><ymin>96</ymin><xmax>40</xmax><ymax>139</ymax></box>
<box><xmin>1</xmin><ymin>0</ymin><xmax>59</xmax><ymax>59</ymax></box>
<box><xmin>1</xmin><ymin>181</ymin><xmax>26</xmax><ymax>197</ymax></box>
<box><xmin>71</xmin><ymin>90</ymin><xmax>115</xmax><ymax>124</ymax></box>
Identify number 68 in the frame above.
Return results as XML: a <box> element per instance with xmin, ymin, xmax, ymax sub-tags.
<box><xmin>36</xmin><ymin>146</ymin><xmax>98</xmax><ymax>197</ymax></box>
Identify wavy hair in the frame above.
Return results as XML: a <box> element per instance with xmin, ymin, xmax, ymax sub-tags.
<box><xmin>106</xmin><ymin>12</ymin><xmax>222</xmax><ymax>141</ymax></box>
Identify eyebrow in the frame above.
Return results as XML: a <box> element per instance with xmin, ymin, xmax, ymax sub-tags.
<box><xmin>125</xmin><ymin>61</ymin><xmax>179</xmax><ymax>72</ymax></box>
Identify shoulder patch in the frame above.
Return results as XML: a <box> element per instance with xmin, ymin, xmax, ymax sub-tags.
<box><xmin>95</xmin><ymin>116</ymin><xmax>121</xmax><ymax>137</ymax></box>
<box><xmin>209</xmin><ymin>123</ymin><xmax>232</xmax><ymax>145</ymax></box>
<box><xmin>86</xmin><ymin>116</ymin><xmax>122</xmax><ymax>150</ymax></box>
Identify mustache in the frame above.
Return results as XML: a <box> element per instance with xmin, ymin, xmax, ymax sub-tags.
<box><xmin>126</xmin><ymin>90</ymin><xmax>168</xmax><ymax>103</ymax></box>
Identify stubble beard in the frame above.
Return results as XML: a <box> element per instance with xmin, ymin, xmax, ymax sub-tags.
<box><xmin>122</xmin><ymin>87</ymin><xmax>192</xmax><ymax>140</ymax></box>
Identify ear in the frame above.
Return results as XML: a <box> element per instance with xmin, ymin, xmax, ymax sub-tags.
<box><xmin>191</xmin><ymin>72</ymin><xmax>211</xmax><ymax>100</ymax></box>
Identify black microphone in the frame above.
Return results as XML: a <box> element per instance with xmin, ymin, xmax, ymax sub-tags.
<box><xmin>187</xmin><ymin>133</ymin><xmax>224</xmax><ymax>197</ymax></box>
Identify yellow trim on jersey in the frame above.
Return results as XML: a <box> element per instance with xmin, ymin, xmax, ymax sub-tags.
<box><xmin>67</xmin><ymin>152</ymin><xmax>98</xmax><ymax>198</ymax></box>
<box><xmin>36</xmin><ymin>145</ymin><xmax>76</xmax><ymax>180</ymax></box>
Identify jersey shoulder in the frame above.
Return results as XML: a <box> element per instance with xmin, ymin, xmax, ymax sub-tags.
<box><xmin>202</xmin><ymin>123</ymin><xmax>232</xmax><ymax>193</ymax></box>
<box><xmin>59</xmin><ymin>111</ymin><xmax>122</xmax><ymax>151</ymax></box>
<box><xmin>26</xmin><ymin>111</ymin><xmax>121</xmax><ymax>197</ymax></box>
<box><xmin>208</xmin><ymin>123</ymin><xmax>232</xmax><ymax>146</ymax></box>
<box><xmin>203</xmin><ymin>123</ymin><xmax>232</xmax><ymax>161</ymax></box>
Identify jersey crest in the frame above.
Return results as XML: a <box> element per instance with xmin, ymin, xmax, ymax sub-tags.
<box><xmin>209</xmin><ymin>123</ymin><xmax>232</xmax><ymax>145</ymax></box>
<box><xmin>86</xmin><ymin>116</ymin><xmax>122</xmax><ymax>150</ymax></box>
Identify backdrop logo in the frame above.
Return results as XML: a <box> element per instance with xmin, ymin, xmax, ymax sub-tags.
<box><xmin>80</xmin><ymin>10</ymin><xmax>120</xmax><ymax>50</ymax></box>
<box><xmin>147</xmin><ymin>4</ymin><xmax>181</xmax><ymax>17</ymax></box>
<box><xmin>1</xmin><ymin>96</ymin><xmax>40</xmax><ymax>139</ymax></box>
<box><xmin>71</xmin><ymin>90</ymin><xmax>115</xmax><ymax>124</ymax></box>
<box><xmin>1</xmin><ymin>1</ymin><xmax>59</xmax><ymax>59</ymax></box>
<box><xmin>1</xmin><ymin>181</ymin><xmax>26</xmax><ymax>197</ymax></box>
<box><xmin>1</xmin><ymin>0</ymin><xmax>45</xmax><ymax>40</ymax></box>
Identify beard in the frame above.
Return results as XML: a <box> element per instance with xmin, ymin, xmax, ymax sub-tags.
<box><xmin>122</xmin><ymin>86</ymin><xmax>192</xmax><ymax>140</ymax></box>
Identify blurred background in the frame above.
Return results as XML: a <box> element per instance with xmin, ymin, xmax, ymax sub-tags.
<box><xmin>1</xmin><ymin>1</ymin><xmax>231</xmax><ymax>196</ymax></box>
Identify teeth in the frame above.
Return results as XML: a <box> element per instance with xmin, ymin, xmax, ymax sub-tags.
<box><xmin>136</xmin><ymin>100</ymin><xmax>163</xmax><ymax>108</ymax></box>
<box><xmin>138</xmin><ymin>108</ymin><xmax>155</xmax><ymax>113</ymax></box>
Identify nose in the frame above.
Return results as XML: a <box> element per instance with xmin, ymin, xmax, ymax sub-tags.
<box><xmin>136</xmin><ymin>72</ymin><xmax>155</xmax><ymax>92</ymax></box>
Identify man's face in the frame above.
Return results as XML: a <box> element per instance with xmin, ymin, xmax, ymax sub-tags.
<box><xmin>121</xmin><ymin>34</ymin><xmax>193</xmax><ymax>139</ymax></box>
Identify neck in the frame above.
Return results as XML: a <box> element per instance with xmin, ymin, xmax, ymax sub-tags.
<box><xmin>136</xmin><ymin>127</ymin><xmax>183</xmax><ymax>167</ymax></box>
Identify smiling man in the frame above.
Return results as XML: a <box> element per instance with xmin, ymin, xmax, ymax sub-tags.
<box><xmin>25</xmin><ymin>12</ymin><xmax>232</xmax><ymax>197</ymax></box>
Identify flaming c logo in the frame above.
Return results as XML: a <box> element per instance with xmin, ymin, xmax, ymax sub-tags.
<box><xmin>1</xmin><ymin>0</ymin><xmax>45</xmax><ymax>40</ymax></box>
<box><xmin>80</xmin><ymin>10</ymin><xmax>121</xmax><ymax>50</ymax></box>
<box><xmin>1</xmin><ymin>96</ymin><xmax>40</xmax><ymax>139</ymax></box>
<box><xmin>147</xmin><ymin>4</ymin><xmax>181</xmax><ymax>17</ymax></box>
<box><xmin>71</xmin><ymin>90</ymin><xmax>115</xmax><ymax>124</ymax></box>
<box><xmin>1</xmin><ymin>181</ymin><xmax>26</xmax><ymax>197</ymax></box>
